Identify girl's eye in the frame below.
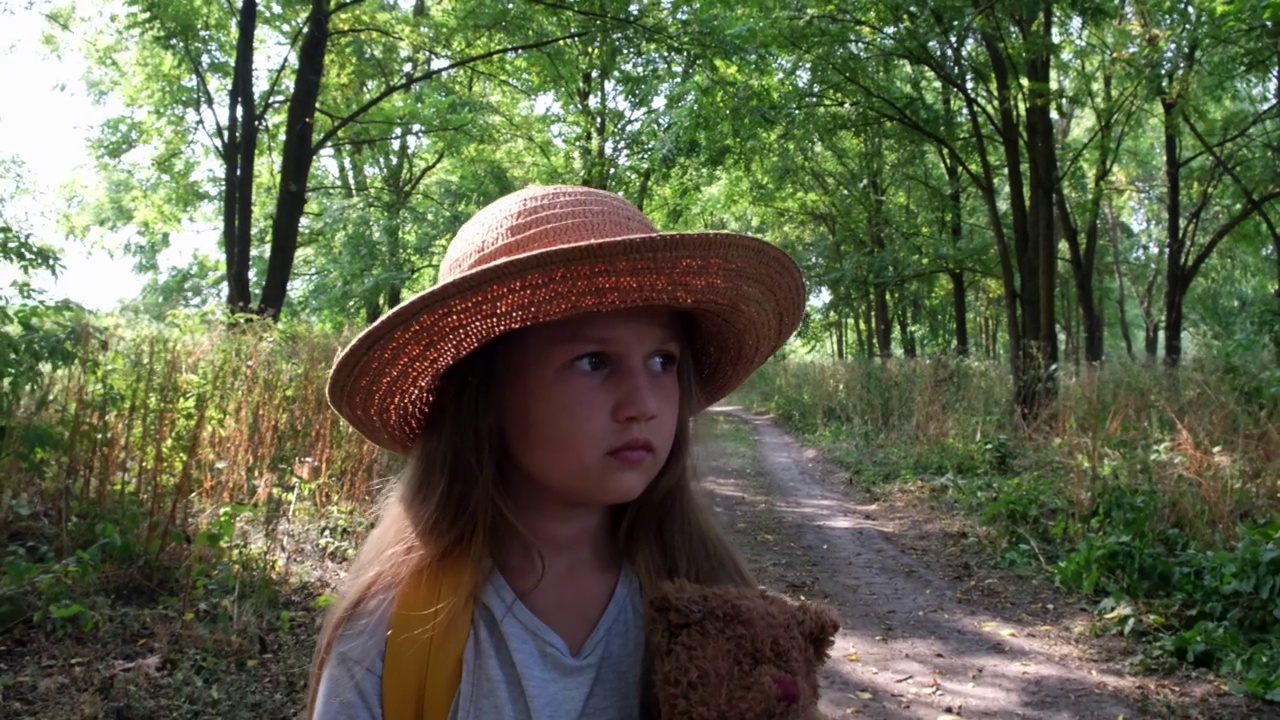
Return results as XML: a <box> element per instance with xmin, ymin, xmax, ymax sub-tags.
<box><xmin>648</xmin><ymin>352</ymin><xmax>679</xmax><ymax>373</ymax></box>
<box><xmin>572</xmin><ymin>353</ymin><xmax>608</xmax><ymax>372</ymax></box>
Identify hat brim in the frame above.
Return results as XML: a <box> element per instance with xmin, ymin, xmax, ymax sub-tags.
<box><xmin>326</xmin><ymin>231</ymin><xmax>806</xmax><ymax>454</ymax></box>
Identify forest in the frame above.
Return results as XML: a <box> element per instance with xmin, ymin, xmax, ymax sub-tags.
<box><xmin>1</xmin><ymin>0</ymin><xmax>1278</xmax><ymax>716</ymax></box>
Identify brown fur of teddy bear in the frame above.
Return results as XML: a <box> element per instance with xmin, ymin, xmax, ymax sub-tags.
<box><xmin>645</xmin><ymin>579</ymin><xmax>841</xmax><ymax>720</ymax></box>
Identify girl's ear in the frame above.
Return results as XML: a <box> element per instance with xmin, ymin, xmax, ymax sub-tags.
<box><xmin>798</xmin><ymin>601</ymin><xmax>841</xmax><ymax>663</ymax></box>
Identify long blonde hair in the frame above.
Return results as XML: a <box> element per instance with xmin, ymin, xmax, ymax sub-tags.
<box><xmin>304</xmin><ymin>314</ymin><xmax>754</xmax><ymax>716</ymax></box>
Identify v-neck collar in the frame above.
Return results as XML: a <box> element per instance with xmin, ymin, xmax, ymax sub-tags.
<box><xmin>483</xmin><ymin>565</ymin><xmax>635</xmax><ymax>660</ymax></box>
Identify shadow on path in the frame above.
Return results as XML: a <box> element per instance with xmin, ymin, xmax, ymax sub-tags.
<box><xmin>700</xmin><ymin>406</ymin><xmax>1140</xmax><ymax>720</ymax></box>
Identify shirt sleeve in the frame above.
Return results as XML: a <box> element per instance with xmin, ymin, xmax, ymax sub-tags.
<box><xmin>311</xmin><ymin>601</ymin><xmax>391</xmax><ymax>720</ymax></box>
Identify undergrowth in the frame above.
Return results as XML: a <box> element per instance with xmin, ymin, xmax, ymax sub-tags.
<box><xmin>0</xmin><ymin>317</ymin><xmax>386</xmax><ymax>718</ymax></box>
<box><xmin>735</xmin><ymin>356</ymin><xmax>1280</xmax><ymax>702</ymax></box>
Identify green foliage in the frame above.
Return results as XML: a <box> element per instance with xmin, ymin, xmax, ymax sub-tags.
<box><xmin>0</xmin><ymin>159</ymin><xmax>93</xmax><ymax>434</ymax></box>
<box><xmin>739</xmin><ymin>357</ymin><xmax>1280</xmax><ymax>701</ymax></box>
<box><xmin>0</xmin><ymin>318</ymin><xmax>383</xmax><ymax>715</ymax></box>
<box><xmin>1061</xmin><ymin>518</ymin><xmax>1280</xmax><ymax>701</ymax></box>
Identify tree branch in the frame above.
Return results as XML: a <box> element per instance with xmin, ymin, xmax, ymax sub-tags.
<box><xmin>1178</xmin><ymin>99</ymin><xmax>1279</xmax><ymax>169</ymax></box>
<box><xmin>177</xmin><ymin>39</ymin><xmax>226</xmax><ymax>149</ymax></box>
<box><xmin>330</xmin><ymin>26</ymin><xmax>403</xmax><ymax>41</ymax></box>
<box><xmin>1186</xmin><ymin>188</ymin><xmax>1280</xmax><ymax>284</ymax></box>
<box><xmin>1183</xmin><ymin>113</ymin><xmax>1280</xmax><ymax>245</ymax></box>
<box><xmin>520</xmin><ymin>0</ymin><xmax>675</xmax><ymax>42</ymax></box>
<box><xmin>257</xmin><ymin>17</ymin><xmax>310</xmax><ymax>125</ymax></box>
<box><xmin>312</xmin><ymin>31</ymin><xmax>586</xmax><ymax>153</ymax></box>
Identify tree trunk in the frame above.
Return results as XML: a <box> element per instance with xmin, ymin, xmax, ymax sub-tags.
<box><xmin>835</xmin><ymin>314</ymin><xmax>846</xmax><ymax>360</ymax></box>
<box><xmin>1106</xmin><ymin>200</ymin><xmax>1136</xmax><ymax>361</ymax></box>
<box><xmin>910</xmin><ymin>293</ymin><xmax>922</xmax><ymax>357</ymax></box>
<box><xmin>1025</xmin><ymin>5</ymin><xmax>1060</xmax><ymax>400</ymax></box>
<box><xmin>1274</xmin><ymin>250</ymin><xmax>1280</xmax><ymax>365</ymax></box>
<box><xmin>233</xmin><ymin>0</ymin><xmax>258</xmax><ymax>315</ymax></box>
<box><xmin>1274</xmin><ymin>46</ymin><xmax>1280</xmax><ymax>365</ymax></box>
<box><xmin>862</xmin><ymin>296</ymin><xmax>876</xmax><ymax>360</ymax></box>
<box><xmin>873</xmin><ymin>288</ymin><xmax>892</xmax><ymax>359</ymax></box>
<box><xmin>868</xmin><ymin>133</ymin><xmax>892</xmax><ymax>360</ymax></box>
<box><xmin>974</xmin><ymin>0</ymin><xmax>1059</xmax><ymax>420</ymax></box>
<box><xmin>1055</xmin><ymin>31</ymin><xmax>1127</xmax><ymax>366</ymax></box>
<box><xmin>1160</xmin><ymin>96</ymin><xmax>1186</xmax><ymax>366</ymax></box>
<box><xmin>961</xmin><ymin>73</ymin><xmax>1021</xmax><ymax>389</ymax></box>
<box><xmin>258</xmin><ymin>0</ymin><xmax>330</xmax><ymax>319</ymax></box>
<box><xmin>1061</xmin><ymin>276</ymin><xmax>1076</xmax><ymax>369</ymax></box>
<box><xmin>1140</xmin><ymin>261</ymin><xmax>1161</xmax><ymax>363</ymax></box>
<box><xmin>223</xmin><ymin>0</ymin><xmax>257</xmax><ymax>313</ymax></box>
<box><xmin>939</xmin><ymin>67</ymin><xmax>969</xmax><ymax>357</ymax></box>
<box><xmin>897</xmin><ymin>295</ymin><xmax>917</xmax><ymax>358</ymax></box>
<box><xmin>852</xmin><ymin>307</ymin><xmax>866</xmax><ymax>360</ymax></box>
<box><xmin>1144</xmin><ymin>322</ymin><xmax>1160</xmax><ymax>362</ymax></box>
<box><xmin>222</xmin><ymin>96</ymin><xmax>240</xmax><ymax>309</ymax></box>
<box><xmin>1058</xmin><ymin>193</ymin><xmax>1105</xmax><ymax>365</ymax></box>
<box><xmin>945</xmin><ymin>155</ymin><xmax>968</xmax><ymax>355</ymax></box>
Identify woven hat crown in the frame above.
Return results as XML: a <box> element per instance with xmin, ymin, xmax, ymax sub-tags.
<box><xmin>440</xmin><ymin>185</ymin><xmax>657</xmax><ymax>281</ymax></box>
<box><xmin>328</xmin><ymin>183</ymin><xmax>807</xmax><ymax>455</ymax></box>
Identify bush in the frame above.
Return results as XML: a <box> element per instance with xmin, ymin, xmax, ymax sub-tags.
<box><xmin>736</xmin><ymin>356</ymin><xmax>1280</xmax><ymax>701</ymax></box>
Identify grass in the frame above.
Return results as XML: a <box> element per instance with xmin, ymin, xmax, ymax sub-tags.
<box><xmin>732</xmin><ymin>355</ymin><xmax>1280</xmax><ymax>702</ymax></box>
<box><xmin>1</xmin><ymin>319</ymin><xmax>385</xmax><ymax>718</ymax></box>
<box><xmin>4</xmin><ymin>316</ymin><xmax>1279</xmax><ymax>712</ymax></box>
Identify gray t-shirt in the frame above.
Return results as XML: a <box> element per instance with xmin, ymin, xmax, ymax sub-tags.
<box><xmin>313</xmin><ymin>566</ymin><xmax>646</xmax><ymax>720</ymax></box>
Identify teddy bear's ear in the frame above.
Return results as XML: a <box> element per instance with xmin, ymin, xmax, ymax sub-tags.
<box><xmin>798</xmin><ymin>601</ymin><xmax>841</xmax><ymax>663</ymax></box>
<box><xmin>646</xmin><ymin>584</ymin><xmax>710</xmax><ymax>629</ymax></box>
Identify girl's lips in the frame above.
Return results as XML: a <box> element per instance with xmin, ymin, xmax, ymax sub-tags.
<box><xmin>608</xmin><ymin>439</ymin><xmax>654</xmax><ymax>464</ymax></box>
<box><xmin>608</xmin><ymin>448</ymin><xmax>653</xmax><ymax>464</ymax></box>
<box><xmin>609</xmin><ymin>438</ymin><xmax>654</xmax><ymax>453</ymax></box>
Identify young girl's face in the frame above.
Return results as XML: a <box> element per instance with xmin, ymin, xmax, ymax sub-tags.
<box><xmin>499</xmin><ymin>307</ymin><xmax>683</xmax><ymax>511</ymax></box>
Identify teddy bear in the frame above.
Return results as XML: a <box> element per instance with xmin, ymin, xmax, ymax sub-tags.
<box><xmin>645</xmin><ymin>579</ymin><xmax>841</xmax><ymax>720</ymax></box>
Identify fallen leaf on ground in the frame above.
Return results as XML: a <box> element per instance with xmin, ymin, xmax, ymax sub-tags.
<box><xmin>111</xmin><ymin>655</ymin><xmax>163</xmax><ymax>677</ymax></box>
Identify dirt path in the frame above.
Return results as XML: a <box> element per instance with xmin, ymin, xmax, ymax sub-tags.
<box><xmin>697</xmin><ymin>407</ymin><xmax>1157</xmax><ymax>720</ymax></box>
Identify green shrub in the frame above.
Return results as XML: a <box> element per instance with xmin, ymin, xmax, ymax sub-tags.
<box><xmin>736</xmin><ymin>356</ymin><xmax>1280</xmax><ymax>701</ymax></box>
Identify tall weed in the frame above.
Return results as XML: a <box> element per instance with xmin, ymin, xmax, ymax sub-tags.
<box><xmin>735</xmin><ymin>356</ymin><xmax>1280</xmax><ymax>700</ymax></box>
<box><xmin>1</xmin><ymin>317</ymin><xmax>387</xmax><ymax>639</ymax></box>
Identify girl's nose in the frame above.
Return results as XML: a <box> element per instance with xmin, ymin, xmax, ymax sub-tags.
<box><xmin>612</xmin><ymin>365</ymin><xmax>659</xmax><ymax>423</ymax></box>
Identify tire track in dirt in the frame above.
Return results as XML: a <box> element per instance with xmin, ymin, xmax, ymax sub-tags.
<box><xmin>696</xmin><ymin>407</ymin><xmax>1142</xmax><ymax>720</ymax></box>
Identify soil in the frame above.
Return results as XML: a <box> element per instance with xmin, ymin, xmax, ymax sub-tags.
<box><xmin>696</xmin><ymin>406</ymin><xmax>1277</xmax><ymax>720</ymax></box>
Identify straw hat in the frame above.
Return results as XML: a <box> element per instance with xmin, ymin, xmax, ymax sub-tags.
<box><xmin>327</xmin><ymin>184</ymin><xmax>806</xmax><ymax>454</ymax></box>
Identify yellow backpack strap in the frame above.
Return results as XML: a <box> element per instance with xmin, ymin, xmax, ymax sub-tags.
<box><xmin>382</xmin><ymin>556</ymin><xmax>475</xmax><ymax>720</ymax></box>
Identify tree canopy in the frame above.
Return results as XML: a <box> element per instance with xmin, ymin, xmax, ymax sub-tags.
<box><xmin>17</xmin><ymin>0</ymin><xmax>1280</xmax><ymax>417</ymax></box>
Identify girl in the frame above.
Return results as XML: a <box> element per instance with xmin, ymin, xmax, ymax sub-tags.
<box><xmin>307</xmin><ymin>184</ymin><xmax>806</xmax><ymax>719</ymax></box>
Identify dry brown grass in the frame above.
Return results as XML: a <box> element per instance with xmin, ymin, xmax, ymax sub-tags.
<box><xmin>0</xmin><ymin>322</ymin><xmax>394</xmax><ymax>563</ymax></box>
<box><xmin>737</xmin><ymin>356</ymin><xmax>1280</xmax><ymax>546</ymax></box>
